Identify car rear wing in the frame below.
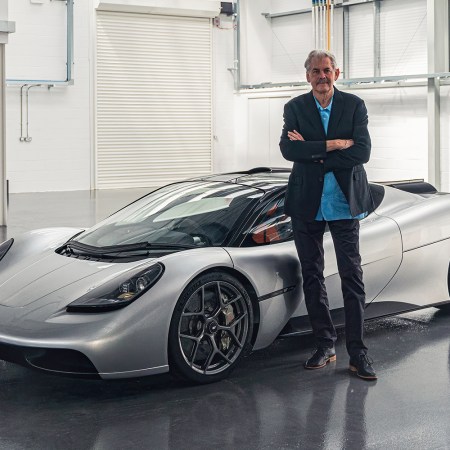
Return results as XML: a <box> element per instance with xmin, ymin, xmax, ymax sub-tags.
<box><xmin>378</xmin><ymin>179</ymin><xmax>438</xmax><ymax>195</ymax></box>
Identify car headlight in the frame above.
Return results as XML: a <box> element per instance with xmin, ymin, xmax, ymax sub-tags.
<box><xmin>0</xmin><ymin>238</ymin><xmax>13</xmax><ymax>262</ymax></box>
<box><xmin>66</xmin><ymin>263</ymin><xmax>164</xmax><ymax>313</ymax></box>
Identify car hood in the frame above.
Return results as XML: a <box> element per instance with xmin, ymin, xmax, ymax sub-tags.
<box><xmin>0</xmin><ymin>250</ymin><xmax>157</xmax><ymax>308</ymax></box>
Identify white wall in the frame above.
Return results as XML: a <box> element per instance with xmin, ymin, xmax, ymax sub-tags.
<box><xmin>239</xmin><ymin>0</ymin><xmax>272</xmax><ymax>86</ymax></box>
<box><xmin>360</xmin><ymin>86</ymin><xmax>428</xmax><ymax>183</ymax></box>
<box><xmin>5</xmin><ymin>0</ymin><xmax>92</xmax><ymax>193</ymax></box>
<box><xmin>234</xmin><ymin>84</ymin><xmax>449</xmax><ymax>189</ymax></box>
<box><xmin>237</xmin><ymin>87</ymin><xmax>430</xmax><ymax>181</ymax></box>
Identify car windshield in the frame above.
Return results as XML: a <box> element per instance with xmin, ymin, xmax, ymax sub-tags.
<box><xmin>74</xmin><ymin>181</ymin><xmax>264</xmax><ymax>248</ymax></box>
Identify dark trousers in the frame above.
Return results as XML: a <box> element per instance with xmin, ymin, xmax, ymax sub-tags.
<box><xmin>292</xmin><ymin>217</ymin><xmax>367</xmax><ymax>358</ymax></box>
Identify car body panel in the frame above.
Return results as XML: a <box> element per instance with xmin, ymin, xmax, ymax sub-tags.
<box><xmin>323</xmin><ymin>213</ymin><xmax>402</xmax><ymax>309</ymax></box>
<box><xmin>373</xmin><ymin>186</ymin><xmax>450</xmax><ymax>250</ymax></box>
<box><xmin>372</xmin><ymin>238</ymin><xmax>450</xmax><ymax>307</ymax></box>
<box><xmin>0</xmin><ymin>242</ymin><xmax>234</xmax><ymax>378</ymax></box>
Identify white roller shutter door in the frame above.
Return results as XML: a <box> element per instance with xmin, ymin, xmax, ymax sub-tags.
<box><xmin>96</xmin><ymin>11</ymin><xmax>213</xmax><ymax>189</ymax></box>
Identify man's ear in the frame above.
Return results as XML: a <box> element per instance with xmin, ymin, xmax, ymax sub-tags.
<box><xmin>334</xmin><ymin>68</ymin><xmax>340</xmax><ymax>81</ymax></box>
<box><xmin>306</xmin><ymin>72</ymin><xmax>311</xmax><ymax>83</ymax></box>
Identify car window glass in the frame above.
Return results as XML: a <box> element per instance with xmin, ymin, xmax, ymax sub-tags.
<box><xmin>75</xmin><ymin>182</ymin><xmax>264</xmax><ymax>248</ymax></box>
<box><xmin>242</xmin><ymin>197</ymin><xmax>293</xmax><ymax>246</ymax></box>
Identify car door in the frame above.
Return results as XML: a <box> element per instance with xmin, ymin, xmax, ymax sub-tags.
<box><xmin>226</xmin><ymin>190</ymin><xmax>402</xmax><ymax>346</ymax></box>
<box><xmin>226</xmin><ymin>194</ymin><xmax>302</xmax><ymax>348</ymax></box>
<box><xmin>322</xmin><ymin>212</ymin><xmax>403</xmax><ymax>312</ymax></box>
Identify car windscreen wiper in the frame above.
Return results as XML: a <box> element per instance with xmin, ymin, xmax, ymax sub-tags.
<box><xmin>64</xmin><ymin>240</ymin><xmax>197</xmax><ymax>256</ymax></box>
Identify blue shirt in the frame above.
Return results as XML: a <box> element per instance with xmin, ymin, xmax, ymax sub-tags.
<box><xmin>313</xmin><ymin>96</ymin><xmax>366</xmax><ymax>221</ymax></box>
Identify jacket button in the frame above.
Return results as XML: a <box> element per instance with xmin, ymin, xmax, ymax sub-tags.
<box><xmin>319</xmin><ymin>177</ymin><xmax>323</xmax><ymax>182</ymax></box>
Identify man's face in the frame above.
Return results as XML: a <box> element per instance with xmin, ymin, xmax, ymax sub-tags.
<box><xmin>306</xmin><ymin>56</ymin><xmax>340</xmax><ymax>96</ymax></box>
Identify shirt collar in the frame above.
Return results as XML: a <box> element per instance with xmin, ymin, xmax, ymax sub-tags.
<box><xmin>313</xmin><ymin>95</ymin><xmax>333</xmax><ymax>112</ymax></box>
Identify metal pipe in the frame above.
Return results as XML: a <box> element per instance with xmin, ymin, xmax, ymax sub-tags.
<box><xmin>330</xmin><ymin>0</ymin><xmax>334</xmax><ymax>51</ymax></box>
<box><xmin>234</xmin><ymin>0</ymin><xmax>241</xmax><ymax>90</ymax></box>
<box><xmin>19</xmin><ymin>84</ymin><xmax>27</xmax><ymax>141</ymax></box>
<box><xmin>343</xmin><ymin>4</ymin><xmax>350</xmax><ymax>77</ymax></box>
<box><xmin>66</xmin><ymin>0</ymin><xmax>74</xmax><ymax>83</ymax></box>
<box><xmin>23</xmin><ymin>85</ymin><xmax>42</xmax><ymax>142</ymax></box>
<box><xmin>320</xmin><ymin>0</ymin><xmax>324</xmax><ymax>48</ymax></box>
<box><xmin>327</xmin><ymin>0</ymin><xmax>331</xmax><ymax>50</ymax></box>
<box><xmin>6</xmin><ymin>0</ymin><xmax>74</xmax><ymax>86</ymax></box>
<box><xmin>317</xmin><ymin>1</ymin><xmax>320</xmax><ymax>48</ymax></box>
<box><xmin>263</xmin><ymin>0</ymin><xmax>377</xmax><ymax>19</ymax></box>
<box><xmin>240</xmin><ymin>71</ymin><xmax>450</xmax><ymax>90</ymax></box>
<box><xmin>312</xmin><ymin>1</ymin><xmax>316</xmax><ymax>49</ymax></box>
<box><xmin>315</xmin><ymin>2</ymin><xmax>319</xmax><ymax>48</ymax></box>
<box><xmin>320</xmin><ymin>0</ymin><xmax>323</xmax><ymax>48</ymax></box>
<box><xmin>374</xmin><ymin>0</ymin><xmax>381</xmax><ymax>77</ymax></box>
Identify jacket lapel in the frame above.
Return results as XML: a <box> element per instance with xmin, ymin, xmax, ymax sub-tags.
<box><xmin>327</xmin><ymin>87</ymin><xmax>344</xmax><ymax>139</ymax></box>
<box><xmin>305</xmin><ymin>91</ymin><xmax>326</xmax><ymax>139</ymax></box>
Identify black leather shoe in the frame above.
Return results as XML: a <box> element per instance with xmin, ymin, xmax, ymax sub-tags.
<box><xmin>349</xmin><ymin>354</ymin><xmax>377</xmax><ymax>380</ymax></box>
<box><xmin>305</xmin><ymin>347</ymin><xmax>336</xmax><ymax>369</ymax></box>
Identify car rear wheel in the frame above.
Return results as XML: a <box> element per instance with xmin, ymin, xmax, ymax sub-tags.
<box><xmin>168</xmin><ymin>272</ymin><xmax>253</xmax><ymax>384</ymax></box>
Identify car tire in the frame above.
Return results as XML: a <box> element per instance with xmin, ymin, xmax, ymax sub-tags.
<box><xmin>168</xmin><ymin>271</ymin><xmax>254</xmax><ymax>384</ymax></box>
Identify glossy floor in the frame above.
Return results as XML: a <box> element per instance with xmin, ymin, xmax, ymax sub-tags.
<box><xmin>1</xmin><ymin>190</ymin><xmax>450</xmax><ymax>450</ymax></box>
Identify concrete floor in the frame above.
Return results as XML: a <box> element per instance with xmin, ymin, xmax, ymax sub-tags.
<box><xmin>1</xmin><ymin>190</ymin><xmax>450</xmax><ymax>450</ymax></box>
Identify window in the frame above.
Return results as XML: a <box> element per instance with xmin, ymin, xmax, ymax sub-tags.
<box><xmin>242</xmin><ymin>196</ymin><xmax>293</xmax><ymax>246</ymax></box>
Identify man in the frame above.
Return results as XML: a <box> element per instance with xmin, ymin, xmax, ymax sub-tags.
<box><xmin>279</xmin><ymin>50</ymin><xmax>376</xmax><ymax>380</ymax></box>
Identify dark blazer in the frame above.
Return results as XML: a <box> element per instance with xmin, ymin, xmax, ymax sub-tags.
<box><xmin>279</xmin><ymin>88</ymin><xmax>373</xmax><ymax>220</ymax></box>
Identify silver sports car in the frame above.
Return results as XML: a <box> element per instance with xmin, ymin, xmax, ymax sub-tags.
<box><xmin>0</xmin><ymin>168</ymin><xmax>449</xmax><ymax>383</ymax></box>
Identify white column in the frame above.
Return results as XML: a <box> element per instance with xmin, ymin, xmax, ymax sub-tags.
<box><xmin>0</xmin><ymin>43</ymin><xmax>5</xmax><ymax>227</ymax></box>
<box><xmin>0</xmin><ymin>0</ymin><xmax>15</xmax><ymax>227</ymax></box>
<box><xmin>427</xmin><ymin>0</ymin><xmax>448</xmax><ymax>190</ymax></box>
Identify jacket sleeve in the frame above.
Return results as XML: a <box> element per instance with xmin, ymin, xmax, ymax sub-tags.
<box><xmin>323</xmin><ymin>100</ymin><xmax>371</xmax><ymax>172</ymax></box>
<box><xmin>279</xmin><ymin>102</ymin><xmax>327</xmax><ymax>163</ymax></box>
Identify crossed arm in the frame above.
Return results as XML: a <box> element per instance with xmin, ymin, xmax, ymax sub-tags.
<box><xmin>280</xmin><ymin>100</ymin><xmax>371</xmax><ymax>172</ymax></box>
<box><xmin>288</xmin><ymin>129</ymin><xmax>353</xmax><ymax>153</ymax></box>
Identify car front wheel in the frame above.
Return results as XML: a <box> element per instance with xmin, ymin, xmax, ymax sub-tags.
<box><xmin>168</xmin><ymin>272</ymin><xmax>253</xmax><ymax>384</ymax></box>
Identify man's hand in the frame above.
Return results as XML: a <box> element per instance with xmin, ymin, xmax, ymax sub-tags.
<box><xmin>288</xmin><ymin>130</ymin><xmax>305</xmax><ymax>141</ymax></box>
<box><xmin>326</xmin><ymin>139</ymin><xmax>354</xmax><ymax>152</ymax></box>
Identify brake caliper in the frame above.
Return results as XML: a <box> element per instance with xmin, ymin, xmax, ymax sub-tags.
<box><xmin>220</xmin><ymin>303</ymin><xmax>234</xmax><ymax>351</ymax></box>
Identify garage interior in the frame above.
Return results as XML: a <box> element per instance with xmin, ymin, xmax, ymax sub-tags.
<box><xmin>1</xmin><ymin>0</ymin><xmax>450</xmax><ymax>449</ymax></box>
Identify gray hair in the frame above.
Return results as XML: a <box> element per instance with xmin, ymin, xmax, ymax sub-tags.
<box><xmin>304</xmin><ymin>50</ymin><xmax>338</xmax><ymax>71</ymax></box>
